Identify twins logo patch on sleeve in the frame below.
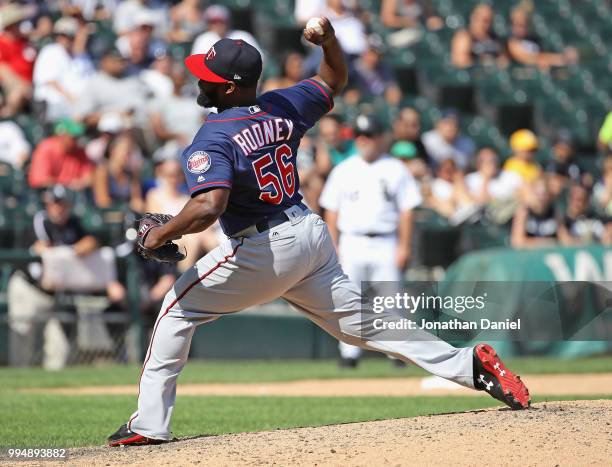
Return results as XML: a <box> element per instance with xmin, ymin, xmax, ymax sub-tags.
<box><xmin>187</xmin><ymin>151</ymin><xmax>211</xmax><ymax>174</ymax></box>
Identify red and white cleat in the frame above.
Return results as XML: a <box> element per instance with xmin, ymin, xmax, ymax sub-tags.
<box><xmin>473</xmin><ymin>344</ymin><xmax>531</xmax><ymax>410</ymax></box>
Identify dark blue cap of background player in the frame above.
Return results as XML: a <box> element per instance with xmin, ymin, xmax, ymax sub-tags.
<box><xmin>354</xmin><ymin>114</ymin><xmax>384</xmax><ymax>137</ymax></box>
<box><xmin>184</xmin><ymin>38</ymin><xmax>262</xmax><ymax>87</ymax></box>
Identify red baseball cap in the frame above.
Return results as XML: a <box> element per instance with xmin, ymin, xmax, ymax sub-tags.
<box><xmin>185</xmin><ymin>38</ymin><xmax>262</xmax><ymax>86</ymax></box>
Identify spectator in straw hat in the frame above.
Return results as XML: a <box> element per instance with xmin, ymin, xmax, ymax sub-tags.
<box><xmin>0</xmin><ymin>3</ymin><xmax>36</xmax><ymax>116</ymax></box>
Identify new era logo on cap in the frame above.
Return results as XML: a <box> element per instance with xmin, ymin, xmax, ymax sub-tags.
<box><xmin>185</xmin><ymin>38</ymin><xmax>262</xmax><ymax>86</ymax></box>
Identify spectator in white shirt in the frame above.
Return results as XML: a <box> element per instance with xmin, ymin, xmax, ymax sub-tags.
<box><xmin>115</xmin><ymin>10</ymin><xmax>167</xmax><ymax>76</ymax></box>
<box><xmin>0</xmin><ymin>120</ymin><xmax>30</xmax><ymax>168</ymax></box>
<box><xmin>74</xmin><ymin>47</ymin><xmax>149</xmax><ymax>129</ymax></box>
<box><xmin>422</xmin><ymin>109</ymin><xmax>476</xmax><ymax>171</ymax></box>
<box><xmin>295</xmin><ymin>0</ymin><xmax>326</xmax><ymax>26</ymax></box>
<box><xmin>140</xmin><ymin>51</ymin><xmax>174</xmax><ymax>99</ymax></box>
<box><xmin>33</xmin><ymin>17</ymin><xmax>94</xmax><ymax>121</ymax></box>
<box><xmin>191</xmin><ymin>5</ymin><xmax>261</xmax><ymax>56</ymax></box>
<box><xmin>465</xmin><ymin>147</ymin><xmax>521</xmax><ymax>205</ymax></box>
<box><xmin>113</xmin><ymin>0</ymin><xmax>145</xmax><ymax>34</ymax></box>
<box><xmin>148</xmin><ymin>62</ymin><xmax>206</xmax><ymax>146</ymax></box>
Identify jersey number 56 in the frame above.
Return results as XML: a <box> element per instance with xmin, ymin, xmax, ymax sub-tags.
<box><xmin>252</xmin><ymin>144</ymin><xmax>296</xmax><ymax>205</ymax></box>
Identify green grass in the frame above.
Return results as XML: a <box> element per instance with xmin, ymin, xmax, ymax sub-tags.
<box><xmin>3</xmin><ymin>356</ymin><xmax>612</xmax><ymax>390</ymax></box>
<box><xmin>3</xmin><ymin>393</ymin><xmax>610</xmax><ymax>448</ymax></box>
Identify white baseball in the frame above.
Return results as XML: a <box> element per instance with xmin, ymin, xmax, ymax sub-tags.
<box><xmin>306</xmin><ymin>17</ymin><xmax>325</xmax><ymax>35</ymax></box>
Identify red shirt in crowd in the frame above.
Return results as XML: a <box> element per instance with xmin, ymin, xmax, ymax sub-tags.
<box><xmin>0</xmin><ymin>32</ymin><xmax>36</xmax><ymax>82</ymax></box>
<box><xmin>28</xmin><ymin>136</ymin><xmax>94</xmax><ymax>188</ymax></box>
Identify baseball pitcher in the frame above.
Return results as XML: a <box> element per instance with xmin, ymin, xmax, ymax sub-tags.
<box><xmin>108</xmin><ymin>18</ymin><xmax>530</xmax><ymax>446</ymax></box>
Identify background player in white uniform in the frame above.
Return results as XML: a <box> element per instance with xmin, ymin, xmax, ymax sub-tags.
<box><xmin>320</xmin><ymin>115</ymin><xmax>421</xmax><ymax>367</ymax></box>
<box><xmin>108</xmin><ymin>18</ymin><xmax>530</xmax><ymax>447</ymax></box>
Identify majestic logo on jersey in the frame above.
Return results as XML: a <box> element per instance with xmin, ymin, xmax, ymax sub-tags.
<box><xmin>233</xmin><ymin>73</ymin><xmax>242</xmax><ymax>81</ymax></box>
<box><xmin>187</xmin><ymin>151</ymin><xmax>211</xmax><ymax>174</ymax></box>
<box><xmin>206</xmin><ymin>46</ymin><xmax>216</xmax><ymax>61</ymax></box>
<box><xmin>197</xmin><ymin>175</ymin><xmax>206</xmax><ymax>182</ymax></box>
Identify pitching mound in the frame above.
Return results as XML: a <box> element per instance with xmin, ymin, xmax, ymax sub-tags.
<box><xmin>60</xmin><ymin>400</ymin><xmax>610</xmax><ymax>466</ymax></box>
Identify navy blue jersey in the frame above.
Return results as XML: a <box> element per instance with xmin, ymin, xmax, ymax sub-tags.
<box><xmin>180</xmin><ymin>78</ymin><xmax>333</xmax><ymax>236</ymax></box>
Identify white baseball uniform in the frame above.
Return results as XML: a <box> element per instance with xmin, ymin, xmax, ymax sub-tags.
<box><xmin>319</xmin><ymin>154</ymin><xmax>422</xmax><ymax>360</ymax></box>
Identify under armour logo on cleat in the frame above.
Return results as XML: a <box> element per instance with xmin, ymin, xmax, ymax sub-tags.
<box><xmin>494</xmin><ymin>363</ymin><xmax>506</xmax><ymax>376</ymax></box>
<box><xmin>479</xmin><ymin>374</ymin><xmax>494</xmax><ymax>392</ymax></box>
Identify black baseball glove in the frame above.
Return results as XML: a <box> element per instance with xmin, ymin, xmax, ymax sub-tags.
<box><xmin>137</xmin><ymin>213</ymin><xmax>186</xmax><ymax>263</ymax></box>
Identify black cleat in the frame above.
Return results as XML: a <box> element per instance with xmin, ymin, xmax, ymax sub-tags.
<box><xmin>339</xmin><ymin>357</ymin><xmax>359</xmax><ymax>369</ymax></box>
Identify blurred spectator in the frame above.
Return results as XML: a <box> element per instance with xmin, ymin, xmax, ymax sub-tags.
<box><xmin>85</xmin><ymin>112</ymin><xmax>143</xmax><ymax>171</ymax></box>
<box><xmin>28</xmin><ymin>13</ymin><xmax>54</xmax><ymax>47</ymax></box>
<box><xmin>295</xmin><ymin>135</ymin><xmax>324</xmax><ymax>212</ymax></box>
<box><xmin>390</xmin><ymin>107</ymin><xmax>431</xmax><ymax>171</ymax></box>
<box><xmin>503</xmin><ymin>129</ymin><xmax>541</xmax><ymax>184</ymax></box>
<box><xmin>598</xmin><ymin>112</ymin><xmax>612</xmax><ymax>152</ymax></box>
<box><xmin>0</xmin><ymin>3</ymin><xmax>36</xmax><ymax>117</ymax></box>
<box><xmin>262</xmin><ymin>52</ymin><xmax>305</xmax><ymax>92</ymax></box>
<box><xmin>74</xmin><ymin>46</ymin><xmax>148</xmax><ymax>128</ymax></box>
<box><xmin>510</xmin><ymin>179</ymin><xmax>557</xmax><ymax>248</ymax></box>
<box><xmin>145</xmin><ymin>158</ymin><xmax>188</xmax><ymax>216</ymax></box>
<box><xmin>191</xmin><ymin>5</ymin><xmax>261</xmax><ymax>56</ymax></box>
<box><xmin>33</xmin><ymin>16</ymin><xmax>94</xmax><ymax>121</ymax></box>
<box><xmin>295</xmin><ymin>0</ymin><xmax>326</xmax><ymax>25</ymax></box>
<box><xmin>93</xmin><ymin>133</ymin><xmax>144</xmax><ymax>211</ymax></box>
<box><xmin>423</xmin><ymin>158</ymin><xmax>474</xmax><ymax>222</ymax></box>
<box><xmin>545</xmin><ymin>131</ymin><xmax>591</xmax><ymax>199</ymax></box>
<box><xmin>8</xmin><ymin>185</ymin><xmax>125</xmax><ymax>369</ymax></box>
<box><xmin>381</xmin><ymin>0</ymin><xmax>443</xmax><ymax>49</ymax></box>
<box><xmin>28</xmin><ymin>118</ymin><xmax>94</xmax><ymax>189</ymax></box>
<box><xmin>315</xmin><ymin>114</ymin><xmax>358</xmax><ymax>177</ymax></box>
<box><xmin>545</xmin><ymin>132</ymin><xmax>581</xmax><ymax>182</ymax></box>
<box><xmin>422</xmin><ymin>109</ymin><xmax>475</xmax><ymax>170</ymax></box>
<box><xmin>346</xmin><ymin>35</ymin><xmax>401</xmax><ymax>105</ymax></box>
<box><xmin>558</xmin><ymin>184</ymin><xmax>608</xmax><ymax>246</ymax></box>
<box><xmin>451</xmin><ymin>3</ymin><xmax>506</xmax><ymax>68</ymax></box>
<box><xmin>389</xmin><ymin>140</ymin><xmax>430</xmax><ymax>184</ymax></box>
<box><xmin>465</xmin><ymin>147</ymin><xmax>521</xmax><ymax>205</ymax></box>
<box><xmin>168</xmin><ymin>0</ymin><xmax>205</xmax><ymax>43</ymax></box>
<box><xmin>68</xmin><ymin>0</ymin><xmax>118</xmax><ymax>22</ymax></box>
<box><xmin>593</xmin><ymin>156</ymin><xmax>612</xmax><ymax>218</ymax></box>
<box><xmin>140</xmin><ymin>52</ymin><xmax>173</xmax><ymax>98</ymax></box>
<box><xmin>113</xmin><ymin>0</ymin><xmax>166</xmax><ymax>36</ymax></box>
<box><xmin>116</xmin><ymin>10</ymin><xmax>166</xmax><ymax>76</ymax></box>
<box><xmin>506</xmin><ymin>6</ymin><xmax>578</xmax><ymax>70</ymax></box>
<box><xmin>323</xmin><ymin>0</ymin><xmax>368</xmax><ymax>57</ymax></box>
<box><xmin>298</xmin><ymin>0</ymin><xmax>367</xmax><ymax>74</ymax></box>
<box><xmin>149</xmin><ymin>62</ymin><xmax>205</xmax><ymax>145</ymax></box>
<box><xmin>0</xmin><ymin>119</ymin><xmax>30</xmax><ymax>168</ymax></box>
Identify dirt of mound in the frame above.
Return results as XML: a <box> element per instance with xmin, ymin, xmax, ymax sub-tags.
<box><xmin>30</xmin><ymin>400</ymin><xmax>612</xmax><ymax>467</ymax></box>
<box><xmin>38</xmin><ymin>373</ymin><xmax>612</xmax><ymax>397</ymax></box>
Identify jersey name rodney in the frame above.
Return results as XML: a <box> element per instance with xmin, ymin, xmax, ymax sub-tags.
<box><xmin>182</xmin><ymin>79</ymin><xmax>333</xmax><ymax>235</ymax></box>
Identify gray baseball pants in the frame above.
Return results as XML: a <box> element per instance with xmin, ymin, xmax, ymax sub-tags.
<box><xmin>128</xmin><ymin>205</ymin><xmax>475</xmax><ymax>440</ymax></box>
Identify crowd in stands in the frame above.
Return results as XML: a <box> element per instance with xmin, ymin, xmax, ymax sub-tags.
<box><xmin>1</xmin><ymin>0</ymin><xmax>612</xmax><ymax>366</ymax></box>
